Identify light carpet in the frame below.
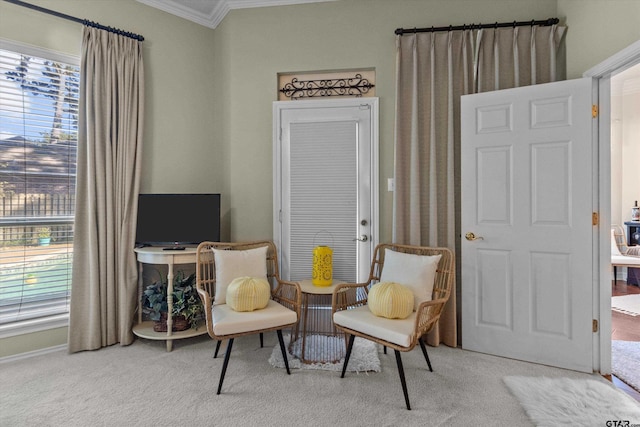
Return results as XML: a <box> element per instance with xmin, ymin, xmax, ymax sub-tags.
<box><xmin>268</xmin><ymin>334</ymin><xmax>381</xmax><ymax>372</ymax></box>
<box><xmin>612</xmin><ymin>340</ymin><xmax>640</xmax><ymax>392</ymax></box>
<box><xmin>612</xmin><ymin>294</ymin><xmax>640</xmax><ymax>316</ymax></box>
<box><xmin>504</xmin><ymin>376</ymin><xmax>640</xmax><ymax>426</ymax></box>
<box><xmin>0</xmin><ymin>334</ymin><xmax>630</xmax><ymax>426</ymax></box>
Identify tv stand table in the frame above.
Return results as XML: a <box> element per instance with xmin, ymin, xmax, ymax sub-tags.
<box><xmin>133</xmin><ymin>247</ymin><xmax>206</xmax><ymax>351</ymax></box>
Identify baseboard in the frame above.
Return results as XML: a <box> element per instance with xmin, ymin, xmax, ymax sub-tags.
<box><xmin>0</xmin><ymin>344</ymin><xmax>66</xmax><ymax>364</ymax></box>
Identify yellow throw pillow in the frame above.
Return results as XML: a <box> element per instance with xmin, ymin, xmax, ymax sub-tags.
<box><xmin>226</xmin><ymin>277</ymin><xmax>271</xmax><ymax>312</ymax></box>
<box><xmin>368</xmin><ymin>281</ymin><xmax>414</xmax><ymax>319</ymax></box>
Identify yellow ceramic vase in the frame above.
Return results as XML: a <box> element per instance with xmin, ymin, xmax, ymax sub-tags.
<box><xmin>312</xmin><ymin>245</ymin><xmax>333</xmax><ymax>286</ymax></box>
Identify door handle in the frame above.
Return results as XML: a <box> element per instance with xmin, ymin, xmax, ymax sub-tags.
<box><xmin>465</xmin><ymin>232</ymin><xmax>484</xmax><ymax>241</ymax></box>
<box><xmin>353</xmin><ymin>235</ymin><xmax>368</xmax><ymax>242</ymax></box>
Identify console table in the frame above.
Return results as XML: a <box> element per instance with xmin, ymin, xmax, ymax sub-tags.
<box><xmin>133</xmin><ymin>247</ymin><xmax>206</xmax><ymax>351</ymax></box>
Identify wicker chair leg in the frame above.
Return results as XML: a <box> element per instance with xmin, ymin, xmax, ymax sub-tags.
<box><xmin>341</xmin><ymin>334</ymin><xmax>356</xmax><ymax>378</ymax></box>
<box><xmin>276</xmin><ymin>329</ymin><xmax>291</xmax><ymax>375</ymax></box>
<box><xmin>260</xmin><ymin>332</ymin><xmax>264</xmax><ymax>348</ymax></box>
<box><xmin>418</xmin><ymin>337</ymin><xmax>433</xmax><ymax>372</ymax></box>
<box><xmin>214</xmin><ymin>340</ymin><xmax>222</xmax><ymax>358</ymax></box>
<box><xmin>217</xmin><ymin>338</ymin><xmax>234</xmax><ymax>395</ymax></box>
<box><xmin>394</xmin><ymin>350</ymin><xmax>411</xmax><ymax>410</ymax></box>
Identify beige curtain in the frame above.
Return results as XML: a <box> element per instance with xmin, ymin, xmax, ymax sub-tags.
<box><xmin>394</xmin><ymin>24</ymin><xmax>565</xmax><ymax>348</ymax></box>
<box><xmin>474</xmin><ymin>25</ymin><xmax>566</xmax><ymax>93</ymax></box>
<box><xmin>68</xmin><ymin>27</ymin><xmax>144</xmax><ymax>353</ymax></box>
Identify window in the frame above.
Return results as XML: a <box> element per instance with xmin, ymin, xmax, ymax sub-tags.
<box><xmin>0</xmin><ymin>40</ymin><xmax>79</xmax><ymax>327</ymax></box>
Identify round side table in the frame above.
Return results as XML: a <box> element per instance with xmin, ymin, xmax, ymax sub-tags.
<box><xmin>291</xmin><ymin>279</ymin><xmax>346</xmax><ymax>364</ymax></box>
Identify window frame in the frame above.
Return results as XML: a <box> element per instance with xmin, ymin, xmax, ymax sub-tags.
<box><xmin>0</xmin><ymin>38</ymin><xmax>80</xmax><ymax>335</ymax></box>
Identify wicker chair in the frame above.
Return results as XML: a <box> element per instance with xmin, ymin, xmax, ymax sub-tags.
<box><xmin>611</xmin><ymin>225</ymin><xmax>640</xmax><ymax>284</ymax></box>
<box><xmin>331</xmin><ymin>243</ymin><xmax>454</xmax><ymax>410</ymax></box>
<box><xmin>195</xmin><ymin>240</ymin><xmax>301</xmax><ymax>394</ymax></box>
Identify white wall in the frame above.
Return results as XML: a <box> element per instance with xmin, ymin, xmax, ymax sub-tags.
<box><xmin>0</xmin><ymin>0</ymin><xmax>222</xmax><ymax>357</ymax></box>
<box><xmin>558</xmin><ymin>0</ymin><xmax>640</xmax><ymax>80</ymax></box>
<box><xmin>2</xmin><ymin>0</ymin><xmax>639</xmax><ymax>357</ymax></box>
<box><xmin>611</xmin><ymin>91</ymin><xmax>624</xmax><ymax>226</ymax></box>
<box><xmin>0</xmin><ymin>0</ymin><xmax>226</xmax><ymax>220</ymax></box>
<box><xmin>217</xmin><ymin>0</ymin><xmax>558</xmax><ymax>241</ymax></box>
<box><xmin>611</xmin><ymin>69</ymin><xmax>640</xmax><ymax>266</ymax></box>
<box><xmin>620</xmin><ymin>81</ymin><xmax>640</xmax><ymax>226</ymax></box>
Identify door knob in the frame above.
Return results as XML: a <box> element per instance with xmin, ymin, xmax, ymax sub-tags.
<box><xmin>465</xmin><ymin>232</ymin><xmax>484</xmax><ymax>241</ymax></box>
<box><xmin>353</xmin><ymin>235</ymin><xmax>368</xmax><ymax>242</ymax></box>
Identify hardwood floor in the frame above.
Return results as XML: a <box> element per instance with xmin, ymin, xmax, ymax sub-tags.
<box><xmin>609</xmin><ymin>279</ymin><xmax>640</xmax><ymax>402</ymax></box>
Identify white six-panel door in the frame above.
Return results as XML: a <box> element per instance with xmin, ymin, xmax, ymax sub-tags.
<box><xmin>461</xmin><ymin>78</ymin><xmax>595</xmax><ymax>373</ymax></box>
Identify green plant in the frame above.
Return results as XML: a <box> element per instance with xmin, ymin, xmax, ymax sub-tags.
<box><xmin>36</xmin><ymin>227</ymin><xmax>51</xmax><ymax>239</ymax></box>
<box><xmin>141</xmin><ymin>271</ymin><xmax>203</xmax><ymax>329</ymax></box>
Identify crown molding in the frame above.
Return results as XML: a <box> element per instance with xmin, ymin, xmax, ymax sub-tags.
<box><xmin>137</xmin><ymin>0</ymin><xmax>336</xmax><ymax>29</ymax></box>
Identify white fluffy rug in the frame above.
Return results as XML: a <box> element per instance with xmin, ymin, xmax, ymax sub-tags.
<box><xmin>504</xmin><ymin>376</ymin><xmax>640</xmax><ymax>425</ymax></box>
<box><xmin>612</xmin><ymin>340</ymin><xmax>640</xmax><ymax>392</ymax></box>
<box><xmin>611</xmin><ymin>294</ymin><xmax>640</xmax><ymax>316</ymax></box>
<box><xmin>269</xmin><ymin>334</ymin><xmax>381</xmax><ymax>372</ymax></box>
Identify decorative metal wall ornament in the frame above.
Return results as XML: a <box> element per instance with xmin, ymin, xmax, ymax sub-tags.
<box><xmin>280</xmin><ymin>73</ymin><xmax>375</xmax><ymax>100</ymax></box>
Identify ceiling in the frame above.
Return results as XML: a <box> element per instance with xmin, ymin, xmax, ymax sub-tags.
<box><xmin>136</xmin><ymin>0</ymin><xmax>336</xmax><ymax>29</ymax></box>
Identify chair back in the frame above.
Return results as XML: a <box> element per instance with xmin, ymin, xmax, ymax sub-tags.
<box><xmin>612</xmin><ymin>225</ymin><xmax>628</xmax><ymax>255</ymax></box>
<box><xmin>369</xmin><ymin>243</ymin><xmax>455</xmax><ymax>303</ymax></box>
<box><xmin>196</xmin><ymin>241</ymin><xmax>281</xmax><ymax>304</ymax></box>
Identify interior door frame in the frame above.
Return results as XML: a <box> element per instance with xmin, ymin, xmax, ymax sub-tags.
<box><xmin>272</xmin><ymin>97</ymin><xmax>380</xmax><ymax>281</ymax></box>
<box><xmin>584</xmin><ymin>39</ymin><xmax>640</xmax><ymax>375</ymax></box>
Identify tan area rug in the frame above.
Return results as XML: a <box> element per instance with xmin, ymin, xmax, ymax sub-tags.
<box><xmin>612</xmin><ymin>294</ymin><xmax>640</xmax><ymax>317</ymax></box>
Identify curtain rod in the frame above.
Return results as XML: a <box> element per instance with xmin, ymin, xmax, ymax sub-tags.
<box><xmin>3</xmin><ymin>0</ymin><xmax>144</xmax><ymax>41</ymax></box>
<box><xmin>395</xmin><ymin>17</ymin><xmax>559</xmax><ymax>36</ymax></box>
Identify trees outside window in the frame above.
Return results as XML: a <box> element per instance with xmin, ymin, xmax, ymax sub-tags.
<box><xmin>0</xmin><ymin>41</ymin><xmax>79</xmax><ymax>325</ymax></box>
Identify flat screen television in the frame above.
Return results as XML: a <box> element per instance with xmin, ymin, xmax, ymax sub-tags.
<box><xmin>135</xmin><ymin>193</ymin><xmax>221</xmax><ymax>247</ymax></box>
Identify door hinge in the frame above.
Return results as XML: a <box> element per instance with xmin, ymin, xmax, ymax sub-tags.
<box><xmin>593</xmin><ymin>319</ymin><xmax>598</xmax><ymax>333</ymax></box>
<box><xmin>592</xmin><ymin>212</ymin><xmax>599</xmax><ymax>226</ymax></box>
<box><xmin>279</xmin><ymin>210</ymin><xmax>283</xmax><ymax>223</ymax></box>
<box><xmin>592</xmin><ymin>104</ymin><xmax>598</xmax><ymax>118</ymax></box>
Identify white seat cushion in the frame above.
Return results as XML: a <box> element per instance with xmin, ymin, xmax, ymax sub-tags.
<box><xmin>333</xmin><ymin>305</ymin><xmax>416</xmax><ymax>348</ymax></box>
<box><xmin>611</xmin><ymin>254</ymin><xmax>640</xmax><ymax>266</ymax></box>
<box><xmin>212</xmin><ymin>300</ymin><xmax>297</xmax><ymax>336</ymax></box>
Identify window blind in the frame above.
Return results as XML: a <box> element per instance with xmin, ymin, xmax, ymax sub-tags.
<box><xmin>288</xmin><ymin>120</ymin><xmax>358</xmax><ymax>282</ymax></box>
<box><xmin>0</xmin><ymin>41</ymin><xmax>79</xmax><ymax>325</ymax></box>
